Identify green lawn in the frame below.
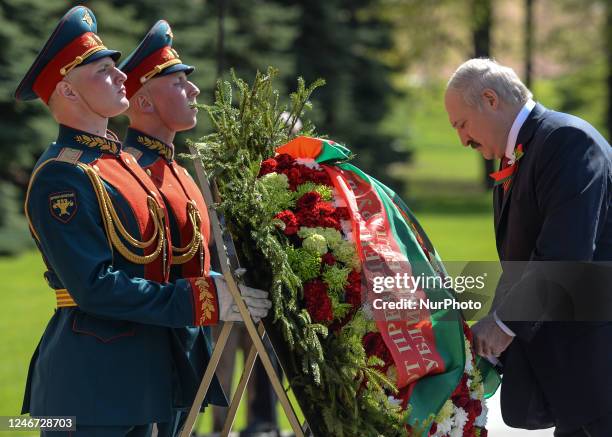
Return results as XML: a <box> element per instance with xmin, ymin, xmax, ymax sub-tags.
<box><xmin>1</xmin><ymin>251</ymin><xmax>52</xmax><ymax>437</ymax></box>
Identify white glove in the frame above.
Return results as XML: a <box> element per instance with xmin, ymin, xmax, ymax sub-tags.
<box><xmin>213</xmin><ymin>276</ymin><xmax>272</xmax><ymax>322</ymax></box>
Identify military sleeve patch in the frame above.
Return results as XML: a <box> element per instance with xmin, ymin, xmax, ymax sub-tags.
<box><xmin>49</xmin><ymin>191</ymin><xmax>78</xmax><ymax>223</ymax></box>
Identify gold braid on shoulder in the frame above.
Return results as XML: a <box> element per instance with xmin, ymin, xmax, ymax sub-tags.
<box><xmin>78</xmin><ymin>163</ymin><xmax>167</xmax><ymax>270</ymax></box>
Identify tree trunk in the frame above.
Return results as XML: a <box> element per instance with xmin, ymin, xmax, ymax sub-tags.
<box><xmin>606</xmin><ymin>0</ymin><xmax>612</xmax><ymax>139</ymax></box>
<box><xmin>524</xmin><ymin>0</ymin><xmax>534</xmax><ymax>89</ymax></box>
<box><xmin>216</xmin><ymin>0</ymin><xmax>227</xmax><ymax>79</ymax></box>
<box><xmin>472</xmin><ymin>0</ymin><xmax>496</xmax><ymax>189</ymax></box>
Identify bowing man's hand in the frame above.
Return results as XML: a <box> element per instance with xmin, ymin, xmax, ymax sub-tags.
<box><xmin>471</xmin><ymin>314</ymin><xmax>514</xmax><ymax>358</ymax></box>
<box><xmin>213</xmin><ymin>277</ymin><xmax>272</xmax><ymax>322</ymax></box>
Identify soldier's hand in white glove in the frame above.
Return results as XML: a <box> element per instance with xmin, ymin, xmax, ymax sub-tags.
<box><xmin>213</xmin><ymin>277</ymin><xmax>272</xmax><ymax>322</ymax></box>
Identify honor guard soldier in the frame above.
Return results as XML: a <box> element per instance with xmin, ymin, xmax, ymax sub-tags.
<box><xmin>118</xmin><ymin>20</ymin><xmax>274</xmax><ymax>436</ymax></box>
<box><xmin>118</xmin><ymin>21</ymin><xmax>274</xmax><ymax>436</ymax></box>
<box><xmin>16</xmin><ymin>7</ymin><xmax>270</xmax><ymax>437</ymax></box>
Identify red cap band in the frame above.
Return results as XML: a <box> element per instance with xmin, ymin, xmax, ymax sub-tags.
<box><xmin>33</xmin><ymin>32</ymin><xmax>106</xmax><ymax>104</ymax></box>
<box><xmin>124</xmin><ymin>46</ymin><xmax>180</xmax><ymax>99</ymax></box>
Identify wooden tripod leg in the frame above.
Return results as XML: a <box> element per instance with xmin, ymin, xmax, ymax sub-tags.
<box><xmin>220</xmin><ymin>322</ymin><xmax>266</xmax><ymax>437</ymax></box>
<box><xmin>231</xmin><ymin>292</ymin><xmax>304</xmax><ymax>437</ymax></box>
<box><xmin>188</xmin><ymin>147</ymin><xmax>308</xmax><ymax>436</ymax></box>
<box><xmin>180</xmin><ymin>321</ymin><xmax>234</xmax><ymax>437</ymax></box>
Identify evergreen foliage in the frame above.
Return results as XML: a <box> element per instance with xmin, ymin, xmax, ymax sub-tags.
<box><xmin>189</xmin><ymin>68</ymin><xmax>415</xmax><ymax>436</ymax></box>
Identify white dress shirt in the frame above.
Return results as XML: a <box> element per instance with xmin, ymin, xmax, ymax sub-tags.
<box><xmin>504</xmin><ymin>98</ymin><xmax>536</xmax><ymax>163</ymax></box>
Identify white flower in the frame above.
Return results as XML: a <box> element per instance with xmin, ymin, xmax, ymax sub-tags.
<box><xmin>475</xmin><ymin>403</ymin><xmax>488</xmax><ymax>428</ymax></box>
<box><xmin>450</xmin><ymin>407</ymin><xmax>468</xmax><ymax>437</ymax></box>
<box><xmin>296</xmin><ymin>158</ymin><xmax>321</xmax><ymax>169</ymax></box>
<box><xmin>435</xmin><ymin>417</ymin><xmax>453</xmax><ymax>436</ymax></box>
<box><xmin>464</xmin><ymin>339</ymin><xmax>474</xmax><ymax>373</ymax></box>
<box><xmin>470</xmin><ymin>382</ymin><xmax>484</xmax><ymax>400</ymax></box>
<box><xmin>387</xmin><ymin>396</ymin><xmax>402</xmax><ymax>407</ymax></box>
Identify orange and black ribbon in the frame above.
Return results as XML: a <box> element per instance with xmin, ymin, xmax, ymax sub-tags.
<box><xmin>489</xmin><ymin>144</ymin><xmax>524</xmax><ymax>192</ymax></box>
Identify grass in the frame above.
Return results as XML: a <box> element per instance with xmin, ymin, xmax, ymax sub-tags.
<box><xmin>0</xmin><ymin>251</ymin><xmax>53</xmax><ymax>437</ymax></box>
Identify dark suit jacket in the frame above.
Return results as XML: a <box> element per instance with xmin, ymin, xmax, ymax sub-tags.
<box><xmin>491</xmin><ymin>103</ymin><xmax>612</xmax><ymax>431</ymax></box>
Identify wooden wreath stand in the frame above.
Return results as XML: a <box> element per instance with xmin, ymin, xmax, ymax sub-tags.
<box><xmin>179</xmin><ymin>147</ymin><xmax>310</xmax><ymax>437</ymax></box>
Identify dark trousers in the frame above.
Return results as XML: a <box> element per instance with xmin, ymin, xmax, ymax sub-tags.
<box><xmin>157</xmin><ymin>408</ymin><xmax>187</xmax><ymax>437</ymax></box>
<box><xmin>554</xmin><ymin>412</ymin><xmax>612</xmax><ymax>437</ymax></box>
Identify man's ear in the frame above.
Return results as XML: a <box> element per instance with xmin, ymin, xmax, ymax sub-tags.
<box><xmin>55</xmin><ymin>80</ymin><xmax>79</xmax><ymax>101</ymax></box>
<box><xmin>135</xmin><ymin>93</ymin><xmax>154</xmax><ymax>114</ymax></box>
<box><xmin>482</xmin><ymin>88</ymin><xmax>499</xmax><ymax>109</ymax></box>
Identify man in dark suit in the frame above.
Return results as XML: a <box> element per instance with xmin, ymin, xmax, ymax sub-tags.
<box><xmin>445</xmin><ymin>58</ymin><xmax>612</xmax><ymax>436</ymax></box>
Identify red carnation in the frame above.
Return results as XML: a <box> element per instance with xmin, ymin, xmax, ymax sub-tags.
<box><xmin>451</xmin><ymin>373</ymin><xmax>471</xmax><ymax>409</ymax></box>
<box><xmin>320</xmin><ymin>215</ymin><xmax>341</xmax><ymax>230</ymax></box>
<box><xmin>284</xmin><ymin>167</ymin><xmax>302</xmax><ymax>189</ymax></box>
<box><xmin>312</xmin><ymin>169</ymin><xmax>331</xmax><ymax>185</ymax></box>
<box><xmin>258</xmin><ymin>158</ymin><xmax>277</xmax><ymax>176</ymax></box>
<box><xmin>462</xmin><ymin>321</ymin><xmax>474</xmax><ymax>344</ymax></box>
<box><xmin>362</xmin><ymin>332</ymin><xmax>382</xmax><ymax>355</ymax></box>
<box><xmin>315</xmin><ymin>202</ymin><xmax>341</xmax><ymax>230</ymax></box>
<box><xmin>479</xmin><ymin>429</ymin><xmax>488</xmax><ymax>437</ymax></box>
<box><xmin>428</xmin><ymin>422</ymin><xmax>437</xmax><ymax>436</ymax></box>
<box><xmin>275</xmin><ymin>153</ymin><xmax>295</xmax><ymax>170</ymax></box>
<box><xmin>274</xmin><ymin>210</ymin><xmax>299</xmax><ymax>235</ymax></box>
<box><xmin>303</xmin><ymin>280</ymin><xmax>333</xmax><ymax>324</ymax></box>
<box><xmin>453</xmin><ymin>393</ymin><xmax>471</xmax><ymax>409</ymax></box>
<box><xmin>345</xmin><ymin>286</ymin><xmax>362</xmax><ymax>309</ymax></box>
<box><xmin>345</xmin><ymin>271</ymin><xmax>362</xmax><ymax>308</ymax></box>
<box><xmin>348</xmin><ymin>270</ymin><xmax>362</xmax><ymax>286</ymax></box>
<box><xmin>452</xmin><ymin>374</ymin><xmax>470</xmax><ymax>398</ymax></box>
<box><xmin>463</xmin><ymin>421</ymin><xmax>476</xmax><ymax>437</ymax></box>
<box><xmin>466</xmin><ymin>399</ymin><xmax>482</xmax><ymax>419</ymax></box>
<box><xmin>334</xmin><ymin>206</ymin><xmax>350</xmax><ymax>221</ymax></box>
<box><xmin>362</xmin><ymin>332</ymin><xmax>393</xmax><ymax>370</ymax></box>
<box><xmin>297</xmin><ymin>191</ymin><xmax>322</xmax><ymax>210</ymax></box>
<box><xmin>322</xmin><ymin>252</ymin><xmax>336</xmax><ymax>266</ymax></box>
<box><xmin>315</xmin><ymin>202</ymin><xmax>335</xmax><ymax>216</ymax></box>
<box><xmin>295</xmin><ymin>209</ymin><xmax>320</xmax><ymax>228</ymax></box>
<box><xmin>297</xmin><ymin>165</ymin><xmax>314</xmax><ymax>180</ymax></box>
